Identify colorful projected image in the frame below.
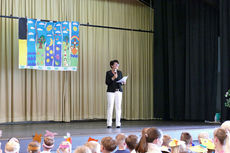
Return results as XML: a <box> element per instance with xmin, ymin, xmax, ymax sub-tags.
<box><xmin>18</xmin><ymin>18</ymin><xmax>79</xmax><ymax>71</ymax></box>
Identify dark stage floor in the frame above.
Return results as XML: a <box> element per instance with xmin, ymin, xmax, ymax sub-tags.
<box><xmin>0</xmin><ymin>120</ymin><xmax>220</xmax><ymax>152</ymax></box>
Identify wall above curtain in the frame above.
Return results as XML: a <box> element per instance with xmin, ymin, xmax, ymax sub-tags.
<box><xmin>0</xmin><ymin>0</ymin><xmax>154</xmax><ymax>123</ymax></box>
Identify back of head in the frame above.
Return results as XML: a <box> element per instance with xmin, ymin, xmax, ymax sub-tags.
<box><xmin>74</xmin><ymin>146</ymin><xmax>92</xmax><ymax>153</ymax></box>
<box><xmin>58</xmin><ymin>141</ymin><xmax>72</xmax><ymax>153</ymax></box>
<box><xmin>135</xmin><ymin>127</ymin><xmax>162</xmax><ymax>153</ymax></box>
<box><xmin>43</xmin><ymin>137</ymin><xmax>54</xmax><ymax>149</ymax></box>
<box><xmin>198</xmin><ymin>132</ymin><xmax>209</xmax><ymax>144</ymax></box>
<box><xmin>101</xmin><ymin>137</ymin><xmax>117</xmax><ymax>152</ymax></box>
<box><xmin>116</xmin><ymin>133</ymin><xmax>126</xmax><ymax>146</ymax></box>
<box><xmin>221</xmin><ymin>121</ymin><xmax>230</xmax><ymax>132</ymax></box>
<box><xmin>180</xmin><ymin>132</ymin><xmax>192</xmax><ymax>145</ymax></box>
<box><xmin>214</xmin><ymin>128</ymin><xmax>227</xmax><ymax>145</ymax></box>
<box><xmin>85</xmin><ymin>141</ymin><xmax>100</xmax><ymax>153</ymax></box>
<box><xmin>146</xmin><ymin>128</ymin><xmax>162</xmax><ymax>143</ymax></box>
<box><xmin>171</xmin><ymin>143</ymin><xmax>187</xmax><ymax>153</ymax></box>
<box><xmin>141</xmin><ymin>128</ymin><xmax>149</xmax><ymax>137</ymax></box>
<box><xmin>5</xmin><ymin>140</ymin><xmax>20</xmax><ymax>153</ymax></box>
<box><xmin>214</xmin><ymin>128</ymin><xmax>230</xmax><ymax>153</ymax></box>
<box><xmin>125</xmin><ymin>135</ymin><xmax>138</xmax><ymax>151</ymax></box>
<box><xmin>27</xmin><ymin>141</ymin><xmax>40</xmax><ymax>153</ymax></box>
<box><xmin>162</xmin><ymin>135</ymin><xmax>171</xmax><ymax>147</ymax></box>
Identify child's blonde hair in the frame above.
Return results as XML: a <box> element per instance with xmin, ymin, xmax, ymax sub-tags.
<box><xmin>162</xmin><ymin>135</ymin><xmax>171</xmax><ymax>147</ymax></box>
<box><xmin>74</xmin><ymin>146</ymin><xmax>92</xmax><ymax>153</ymax></box>
<box><xmin>85</xmin><ymin>141</ymin><xmax>100</xmax><ymax>153</ymax></box>
<box><xmin>116</xmin><ymin>133</ymin><xmax>126</xmax><ymax>145</ymax></box>
<box><xmin>198</xmin><ymin>132</ymin><xmax>209</xmax><ymax>144</ymax></box>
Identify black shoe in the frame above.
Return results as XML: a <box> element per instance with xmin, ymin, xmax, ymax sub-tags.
<box><xmin>116</xmin><ymin>126</ymin><xmax>121</xmax><ymax>128</ymax></box>
<box><xmin>107</xmin><ymin>126</ymin><xmax>112</xmax><ymax>128</ymax></box>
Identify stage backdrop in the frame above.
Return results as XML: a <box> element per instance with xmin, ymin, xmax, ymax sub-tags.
<box><xmin>0</xmin><ymin>0</ymin><xmax>153</xmax><ymax>123</ymax></box>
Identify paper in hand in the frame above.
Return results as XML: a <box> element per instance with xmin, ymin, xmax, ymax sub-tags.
<box><xmin>117</xmin><ymin>76</ymin><xmax>128</xmax><ymax>83</ymax></box>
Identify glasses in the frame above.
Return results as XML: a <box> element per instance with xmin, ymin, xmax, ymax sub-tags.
<box><xmin>114</xmin><ymin>63</ymin><xmax>119</xmax><ymax>66</ymax></box>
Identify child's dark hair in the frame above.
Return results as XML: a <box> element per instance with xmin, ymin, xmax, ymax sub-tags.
<box><xmin>101</xmin><ymin>136</ymin><xmax>117</xmax><ymax>152</ymax></box>
<box><xmin>110</xmin><ymin>60</ymin><xmax>119</xmax><ymax>68</ymax></box>
<box><xmin>125</xmin><ymin>135</ymin><xmax>138</xmax><ymax>150</ymax></box>
<box><xmin>135</xmin><ymin>127</ymin><xmax>162</xmax><ymax>153</ymax></box>
<box><xmin>43</xmin><ymin>137</ymin><xmax>54</xmax><ymax>149</ymax></box>
<box><xmin>180</xmin><ymin>132</ymin><xmax>192</xmax><ymax>145</ymax></box>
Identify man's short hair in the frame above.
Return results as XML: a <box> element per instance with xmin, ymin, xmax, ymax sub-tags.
<box><xmin>101</xmin><ymin>137</ymin><xmax>117</xmax><ymax>152</ymax></box>
<box><xmin>125</xmin><ymin>135</ymin><xmax>138</xmax><ymax>150</ymax></box>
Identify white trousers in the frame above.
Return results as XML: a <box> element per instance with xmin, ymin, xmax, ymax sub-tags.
<box><xmin>107</xmin><ymin>91</ymin><xmax>122</xmax><ymax>126</ymax></box>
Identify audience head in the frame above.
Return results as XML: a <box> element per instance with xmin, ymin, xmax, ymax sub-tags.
<box><xmin>198</xmin><ymin>132</ymin><xmax>209</xmax><ymax>144</ymax></box>
<box><xmin>74</xmin><ymin>146</ymin><xmax>92</xmax><ymax>153</ymax></box>
<box><xmin>116</xmin><ymin>133</ymin><xmax>126</xmax><ymax>148</ymax></box>
<box><xmin>125</xmin><ymin>135</ymin><xmax>138</xmax><ymax>151</ymax></box>
<box><xmin>85</xmin><ymin>141</ymin><xmax>100</xmax><ymax>153</ymax></box>
<box><xmin>214</xmin><ymin>127</ymin><xmax>230</xmax><ymax>153</ymax></box>
<box><xmin>42</xmin><ymin>130</ymin><xmax>57</xmax><ymax>151</ymax></box>
<box><xmin>221</xmin><ymin>121</ymin><xmax>230</xmax><ymax>132</ymax></box>
<box><xmin>141</xmin><ymin>128</ymin><xmax>149</xmax><ymax>137</ymax></box>
<box><xmin>100</xmin><ymin>137</ymin><xmax>117</xmax><ymax>153</ymax></box>
<box><xmin>27</xmin><ymin>141</ymin><xmax>41</xmax><ymax>153</ymax></box>
<box><xmin>214</xmin><ymin>128</ymin><xmax>227</xmax><ymax>146</ymax></box>
<box><xmin>162</xmin><ymin>135</ymin><xmax>171</xmax><ymax>147</ymax></box>
<box><xmin>5</xmin><ymin>137</ymin><xmax>20</xmax><ymax>153</ymax></box>
<box><xmin>169</xmin><ymin>140</ymin><xmax>186</xmax><ymax>153</ymax></box>
<box><xmin>43</xmin><ymin>136</ymin><xmax>54</xmax><ymax>150</ymax></box>
<box><xmin>135</xmin><ymin>127</ymin><xmax>163</xmax><ymax>153</ymax></box>
<box><xmin>180</xmin><ymin>132</ymin><xmax>192</xmax><ymax>146</ymax></box>
<box><xmin>57</xmin><ymin>141</ymin><xmax>72</xmax><ymax>153</ymax></box>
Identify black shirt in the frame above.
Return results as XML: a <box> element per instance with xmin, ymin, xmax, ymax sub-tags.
<box><xmin>105</xmin><ymin>70</ymin><xmax>123</xmax><ymax>92</ymax></box>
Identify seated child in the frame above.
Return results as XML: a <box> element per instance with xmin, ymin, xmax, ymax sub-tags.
<box><xmin>74</xmin><ymin>146</ymin><xmax>92</xmax><ymax>153</ymax></box>
<box><xmin>57</xmin><ymin>132</ymin><xmax>72</xmax><ymax>153</ymax></box>
<box><xmin>28</xmin><ymin>133</ymin><xmax>42</xmax><ymax>153</ymax></box>
<box><xmin>115</xmin><ymin>133</ymin><xmax>129</xmax><ymax>153</ymax></box>
<box><xmin>27</xmin><ymin>141</ymin><xmax>41</xmax><ymax>153</ymax></box>
<box><xmin>41</xmin><ymin>130</ymin><xmax>57</xmax><ymax>153</ymax></box>
<box><xmin>141</xmin><ymin>128</ymin><xmax>149</xmax><ymax>136</ymax></box>
<box><xmin>169</xmin><ymin>139</ymin><xmax>187</xmax><ymax>153</ymax></box>
<box><xmin>100</xmin><ymin>137</ymin><xmax>117</xmax><ymax>153</ymax></box>
<box><xmin>125</xmin><ymin>135</ymin><xmax>138</xmax><ymax>153</ymax></box>
<box><xmin>198</xmin><ymin>132</ymin><xmax>209</xmax><ymax>144</ymax></box>
<box><xmin>221</xmin><ymin>120</ymin><xmax>230</xmax><ymax>132</ymax></box>
<box><xmin>5</xmin><ymin>137</ymin><xmax>20</xmax><ymax>153</ymax></box>
<box><xmin>180</xmin><ymin>132</ymin><xmax>192</xmax><ymax>147</ymax></box>
<box><xmin>85</xmin><ymin>141</ymin><xmax>100</xmax><ymax>153</ymax></box>
<box><xmin>57</xmin><ymin>141</ymin><xmax>72</xmax><ymax>153</ymax></box>
<box><xmin>161</xmin><ymin>135</ymin><xmax>171</xmax><ymax>153</ymax></box>
<box><xmin>135</xmin><ymin>127</ymin><xmax>163</xmax><ymax>153</ymax></box>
